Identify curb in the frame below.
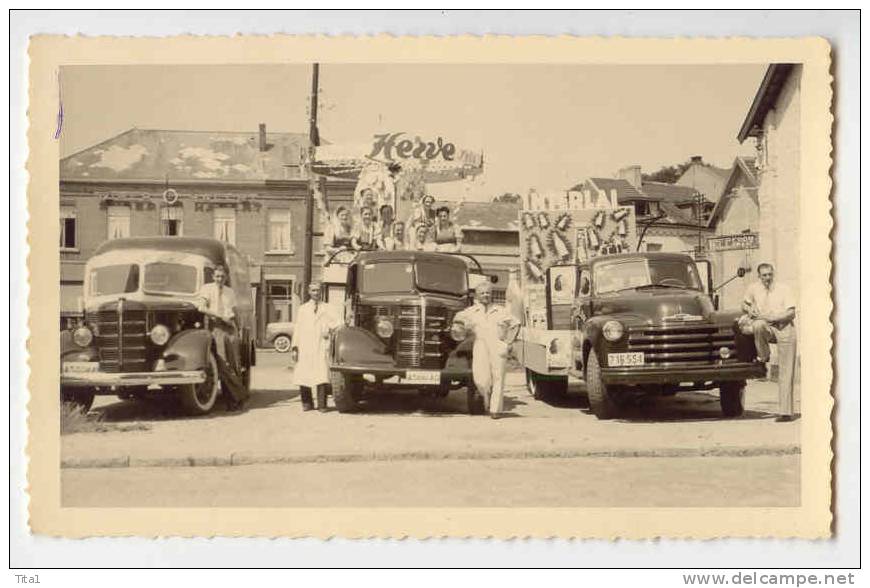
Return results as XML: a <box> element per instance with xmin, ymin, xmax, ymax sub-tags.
<box><xmin>61</xmin><ymin>444</ymin><xmax>801</xmax><ymax>470</ymax></box>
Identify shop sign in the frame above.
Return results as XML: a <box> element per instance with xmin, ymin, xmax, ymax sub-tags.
<box><xmin>369</xmin><ymin>133</ymin><xmax>457</xmax><ymax>162</ymax></box>
<box><xmin>707</xmin><ymin>233</ymin><xmax>759</xmax><ymax>252</ymax></box>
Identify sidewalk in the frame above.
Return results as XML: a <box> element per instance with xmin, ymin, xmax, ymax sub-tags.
<box><xmin>63</xmin><ymin>360</ymin><xmax>801</xmax><ymax>469</ymax></box>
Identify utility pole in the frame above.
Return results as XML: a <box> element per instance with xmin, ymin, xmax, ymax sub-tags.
<box><xmin>302</xmin><ymin>63</ymin><xmax>320</xmax><ymax>301</ymax></box>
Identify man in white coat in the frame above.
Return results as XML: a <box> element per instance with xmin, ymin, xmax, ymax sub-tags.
<box><xmin>291</xmin><ymin>281</ymin><xmax>342</xmax><ymax>412</ymax></box>
<box><xmin>453</xmin><ymin>282</ymin><xmax>520</xmax><ymax>419</ymax></box>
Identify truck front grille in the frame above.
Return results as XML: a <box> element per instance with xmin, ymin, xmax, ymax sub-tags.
<box><xmin>397</xmin><ymin>305</ymin><xmax>423</xmax><ymax>368</ymax></box>
<box><xmin>93</xmin><ymin>301</ymin><xmax>148</xmax><ymax>373</ymax></box>
<box><xmin>627</xmin><ymin>324</ymin><xmax>737</xmax><ymax>367</ymax></box>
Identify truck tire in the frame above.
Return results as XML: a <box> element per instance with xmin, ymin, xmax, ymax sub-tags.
<box><xmin>466</xmin><ymin>383</ymin><xmax>486</xmax><ymax>415</ymax></box>
<box><xmin>719</xmin><ymin>381</ymin><xmax>745</xmax><ymax>417</ymax></box>
<box><xmin>61</xmin><ymin>387</ymin><xmax>95</xmax><ymax>413</ymax></box>
<box><xmin>526</xmin><ymin>369</ymin><xmax>568</xmax><ymax>401</ymax></box>
<box><xmin>180</xmin><ymin>353</ymin><xmax>220</xmax><ymax>416</ymax></box>
<box><xmin>585</xmin><ymin>352</ymin><xmax>619</xmax><ymax>420</ymax></box>
<box><xmin>330</xmin><ymin>370</ymin><xmax>360</xmax><ymax>413</ymax></box>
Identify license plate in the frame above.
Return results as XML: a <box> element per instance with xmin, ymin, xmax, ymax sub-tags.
<box><xmin>608</xmin><ymin>352</ymin><xmax>645</xmax><ymax>367</ymax></box>
<box><xmin>62</xmin><ymin>361</ymin><xmax>100</xmax><ymax>374</ymax></box>
<box><xmin>402</xmin><ymin>370</ymin><xmax>441</xmax><ymax>385</ymax></box>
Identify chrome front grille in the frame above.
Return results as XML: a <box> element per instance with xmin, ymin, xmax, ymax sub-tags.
<box><xmin>397</xmin><ymin>305</ymin><xmax>423</xmax><ymax>368</ymax></box>
<box><xmin>93</xmin><ymin>301</ymin><xmax>148</xmax><ymax>373</ymax></box>
<box><xmin>627</xmin><ymin>324</ymin><xmax>737</xmax><ymax>367</ymax></box>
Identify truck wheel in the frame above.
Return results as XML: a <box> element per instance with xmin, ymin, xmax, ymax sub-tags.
<box><xmin>466</xmin><ymin>383</ymin><xmax>486</xmax><ymax>415</ymax></box>
<box><xmin>526</xmin><ymin>369</ymin><xmax>567</xmax><ymax>400</ymax></box>
<box><xmin>273</xmin><ymin>335</ymin><xmax>292</xmax><ymax>353</ymax></box>
<box><xmin>330</xmin><ymin>370</ymin><xmax>360</xmax><ymax>413</ymax></box>
<box><xmin>180</xmin><ymin>353</ymin><xmax>219</xmax><ymax>416</ymax></box>
<box><xmin>61</xmin><ymin>387</ymin><xmax>95</xmax><ymax>413</ymax></box>
<box><xmin>585</xmin><ymin>352</ymin><xmax>619</xmax><ymax>420</ymax></box>
<box><xmin>719</xmin><ymin>381</ymin><xmax>745</xmax><ymax>417</ymax></box>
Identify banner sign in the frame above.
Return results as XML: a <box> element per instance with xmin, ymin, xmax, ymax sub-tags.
<box><xmin>707</xmin><ymin>233</ymin><xmax>759</xmax><ymax>252</ymax></box>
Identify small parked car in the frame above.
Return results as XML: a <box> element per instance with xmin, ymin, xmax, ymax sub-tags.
<box><xmin>265</xmin><ymin>321</ymin><xmax>294</xmax><ymax>352</ymax></box>
<box><xmin>59</xmin><ymin>237</ymin><xmax>256</xmax><ymax>415</ymax></box>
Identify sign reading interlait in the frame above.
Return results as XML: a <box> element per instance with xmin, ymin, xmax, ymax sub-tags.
<box><xmin>707</xmin><ymin>233</ymin><xmax>759</xmax><ymax>252</ymax></box>
<box><xmin>311</xmin><ymin>133</ymin><xmax>483</xmax><ymax>183</ymax></box>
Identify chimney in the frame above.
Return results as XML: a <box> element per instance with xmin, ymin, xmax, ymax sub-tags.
<box><xmin>690</xmin><ymin>155</ymin><xmax>703</xmax><ymax>164</ymax></box>
<box><xmin>258</xmin><ymin>123</ymin><xmax>267</xmax><ymax>152</ymax></box>
<box><xmin>617</xmin><ymin>165</ymin><xmax>642</xmax><ymax>189</ymax></box>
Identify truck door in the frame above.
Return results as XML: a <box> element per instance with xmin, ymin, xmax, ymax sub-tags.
<box><xmin>545</xmin><ymin>264</ymin><xmax>579</xmax><ymax>330</ymax></box>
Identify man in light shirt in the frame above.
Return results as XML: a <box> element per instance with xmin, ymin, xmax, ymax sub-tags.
<box><xmin>197</xmin><ymin>264</ymin><xmax>246</xmax><ymax>410</ymax></box>
<box><xmin>742</xmin><ymin>263</ymin><xmax>797</xmax><ymax>422</ymax></box>
<box><xmin>452</xmin><ymin>282</ymin><xmax>520</xmax><ymax>419</ymax></box>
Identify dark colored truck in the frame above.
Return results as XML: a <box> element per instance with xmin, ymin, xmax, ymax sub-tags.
<box><xmin>60</xmin><ymin>237</ymin><xmax>256</xmax><ymax>415</ymax></box>
<box><xmin>561</xmin><ymin>252</ymin><xmax>764</xmax><ymax>419</ymax></box>
<box><xmin>324</xmin><ymin>250</ymin><xmax>490</xmax><ymax>414</ymax></box>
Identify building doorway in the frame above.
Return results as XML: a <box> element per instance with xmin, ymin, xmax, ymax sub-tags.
<box><xmin>266</xmin><ymin>280</ymin><xmax>293</xmax><ymax>325</ymax></box>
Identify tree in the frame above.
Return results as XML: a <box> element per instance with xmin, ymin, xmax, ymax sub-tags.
<box><xmin>493</xmin><ymin>192</ymin><xmax>522</xmax><ymax>204</ymax></box>
<box><xmin>642</xmin><ymin>158</ymin><xmax>711</xmax><ymax>184</ymax></box>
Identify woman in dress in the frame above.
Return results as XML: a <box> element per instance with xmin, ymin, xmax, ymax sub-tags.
<box><xmin>433</xmin><ymin>206</ymin><xmax>461</xmax><ymax>252</ymax></box>
<box><xmin>351</xmin><ymin>206</ymin><xmax>380</xmax><ymax>251</ymax></box>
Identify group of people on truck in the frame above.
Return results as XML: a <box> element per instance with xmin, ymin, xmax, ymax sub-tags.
<box><xmin>317</xmin><ymin>187</ymin><xmax>462</xmax><ymax>259</ymax></box>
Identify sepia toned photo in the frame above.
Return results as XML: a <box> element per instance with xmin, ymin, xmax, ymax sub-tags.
<box><xmin>26</xmin><ymin>35</ymin><xmax>833</xmax><ymax>539</ymax></box>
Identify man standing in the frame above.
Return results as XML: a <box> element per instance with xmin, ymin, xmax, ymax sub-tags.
<box><xmin>197</xmin><ymin>264</ymin><xmax>247</xmax><ymax>411</ymax></box>
<box><xmin>742</xmin><ymin>263</ymin><xmax>797</xmax><ymax>422</ymax></box>
<box><xmin>453</xmin><ymin>282</ymin><xmax>520</xmax><ymax>419</ymax></box>
<box><xmin>291</xmin><ymin>281</ymin><xmax>341</xmax><ymax>412</ymax></box>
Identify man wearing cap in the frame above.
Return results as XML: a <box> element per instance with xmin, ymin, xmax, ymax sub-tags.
<box><xmin>291</xmin><ymin>282</ymin><xmax>342</xmax><ymax>412</ymax></box>
<box><xmin>742</xmin><ymin>263</ymin><xmax>797</xmax><ymax>422</ymax></box>
<box><xmin>452</xmin><ymin>282</ymin><xmax>520</xmax><ymax>419</ymax></box>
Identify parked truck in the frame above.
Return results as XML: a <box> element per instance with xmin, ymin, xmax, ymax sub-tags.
<box><xmin>515</xmin><ymin>202</ymin><xmax>763</xmax><ymax>419</ymax></box>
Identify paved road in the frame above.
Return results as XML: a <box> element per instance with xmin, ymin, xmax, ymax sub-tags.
<box><xmin>62</xmin><ymin>454</ymin><xmax>800</xmax><ymax>508</ymax></box>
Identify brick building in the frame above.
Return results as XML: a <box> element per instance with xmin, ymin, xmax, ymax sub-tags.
<box><xmin>59</xmin><ymin>126</ymin><xmax>354</xmax><ymax>342</ymax></box>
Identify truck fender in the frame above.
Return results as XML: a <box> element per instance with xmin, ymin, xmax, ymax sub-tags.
<box><xmin>162</xmin><ymin>329</ymin><xmax>213</xmax><ymax>372</ymax></box>
<box><xmin>444</xmin><ymin>333</ymin><xmax>475</xmax><ymax>371</ymax></box>
<box><xmin>61</xmin><ymin>343</ymin><xmax>99</xmax><ymax>364</ymax></box>
<box><xmin>332</xmin><ymin>326</ymin><xmax>394</xmax><ymax>368</ymax></box>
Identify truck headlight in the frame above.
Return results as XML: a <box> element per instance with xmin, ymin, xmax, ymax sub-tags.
<box><xmin>149</xmin><ymin>324</ymin><xmax>171</xmax><ymax>346</ymax></box>
<box><xmin>450</xmin><ymin>322</ymin><xmax>467</xmax><ymax>342</ymax></box>
<box><xmin>73</xmin><ymin>327</ymin><xmax>93</xmax><ymax>348</ymax></box>
<box><xmin>375</xmin><ymin>318</ymin><xmax>394</xmax><ymax>339</ymax></box>
<box><xmin>602</xmin><ymin>320</ymin><xmax>624</xmax><ymax>342</ymax></box>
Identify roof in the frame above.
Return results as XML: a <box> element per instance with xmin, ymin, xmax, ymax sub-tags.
<box><xmin>640</xmin><ymin>181</ymin><xmax>699</xmax><ymax>204</ymax></box>
<box><xmin>706</xmin><ymin>156</ymin><xmax>760</xmax><ymax>228</ymax></box>
<box><xmin>586</xmin><ymin>177</ymin><xmax>653</xmax><ymax>202</ymax></box>
<box><xmin>94</xmin><ymin>237</ymin><xmax>232</xmax><ymax>262</ymax></box>
<box><xmin>61</xmin><ymin>128</ymin><xmax>310</xmax><ymax>182</ymax></box>
<box><xmin>354</xmin><ymin>250</ymin><xmax>471</xmax><ymax>268</ymax></box>
<box><xmin>588</xmin><ymin>251</ymin><xmax>695</xmax><ymax>267</ymax></box>
<box><xmin>738</xmin><ymin>64</ymin><xmax>796</xmax><ymax>142</ymax></box>
<box><xmin>448</xmin><ymin>201</ymin><xmax>520</xmax><ymax>232</ymax></box>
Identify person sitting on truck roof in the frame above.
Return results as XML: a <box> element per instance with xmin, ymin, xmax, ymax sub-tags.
<box><xmin>380</xmin><ymin>220</ymin><xmax>407</xmax><ymax>251</ymax></box>
<box><xmin>322</xmin><ymin>205</ymin><xmax>355</xmax><ymax>260</ymax></box>
<box><xmin>410</xmin><ymin>223</ymin><xmax>436</xmax><ymax>252</ymax></box>
<box><xmin>351</xmin><ymin>206</ymin><xmax>381</xmax><ymax>251</ymax></box>
<box><xmin>433</xmin><ymin>206</ymin><xmax>461</xmax><ymax>253</ymax></box>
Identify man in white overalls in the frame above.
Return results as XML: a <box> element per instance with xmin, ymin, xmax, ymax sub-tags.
<box><xmin>291</xmin><ymin>282</ymin><xmax>342</xmax><ymax>412</ymax></box>
<box><xmin>453</xmin><ymin>282</ymin><xmax>519</xmax><ymax>419</ymax></box>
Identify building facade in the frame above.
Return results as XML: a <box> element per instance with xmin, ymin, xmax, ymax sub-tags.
<box><xmin>59</xmin><ymin>126</ymin><xmax>355</xmax><ymax>342</ymax></box>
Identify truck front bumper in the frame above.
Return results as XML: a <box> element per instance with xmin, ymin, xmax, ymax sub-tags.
<box><xmin>331</xmin><ymin>365</ymin><xmax>473</xmax><ymax>387</ymax></box>
<box><xmin>61</xmin><ymin>370</ymin><xmax>206</xmax><ymax>389</ymax></box>
<box><xmin>601</xmin><ymin>362</ymin><xmax>765</xmax><ymax>386</ymax></box>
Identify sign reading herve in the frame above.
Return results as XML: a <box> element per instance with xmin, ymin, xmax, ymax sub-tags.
<box><xmin>26</xmin><ymin>35</ymin><xmax>833</xmax><ymax>541</ymax></box>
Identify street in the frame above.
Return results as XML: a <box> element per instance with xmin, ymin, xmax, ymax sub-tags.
<box><xmin>63</xmin><ymin>455</ymin><xmax>799</xmax><ymax>508</ymax></box>
<box><xmin>61</xmin><ymin>349</ymin><xmax>801</xmax><ymax>507</ymax></box>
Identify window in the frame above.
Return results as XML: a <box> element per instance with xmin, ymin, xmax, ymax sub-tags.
<box><xmin>267</xmin><ymin>209</ymin><xmax>292</xmax><ymax>252</ymax></box>
<box><xmin>60</xmin><ymin>206</ymin><xmax>77</xmax><ymax>249</ymax></box>
<box><xmin>89</xmin><ymin>264</ymin><xmax>139</xmax><ymax>296</ymax></box>
<box><xmin>634</xmin><ymin>201</ymin><xmax>650</xmax><ymax>216</ymax></box>
<box><xmin>107</xmin><ymin>205</ymin><xmax>131</xmax><ymax>240</ymax></box>
<box><xmin>143</xmin><ymin>262</ymin><xmax>198</xmax><ymax>294</ymax></box>
<box><xmin>213</xmin><ymin>207</ymin><xmax>236</xmax><ymax>244</ymax></box>
<box><xmin>161</xmin><ymin>206</ymin><xmax>183</xmax><ymax>236</ymax></box>
<box><xmin>646</xmin><ymin>243</ymin><xmax>663</xmax><ymax>252</ymax></box>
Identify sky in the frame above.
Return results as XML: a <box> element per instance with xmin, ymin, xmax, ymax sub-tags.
<box><xmin>60</xmin><ymin>63</ymin><xmax>766</xmax><ymax>201</ymax></box>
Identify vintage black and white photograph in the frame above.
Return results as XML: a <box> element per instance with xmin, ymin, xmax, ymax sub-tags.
<box><xmin>24</xmin><ymin>34</ymin><xmax>834</xmax><ymax>539</ymax></box>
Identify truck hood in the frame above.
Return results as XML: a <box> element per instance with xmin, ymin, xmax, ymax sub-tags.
<box><xmin>357</xmin><ymin>292</ymin><xmax>468</xmax><ymax>309</ymax></box>
<box><xmin>594</xmin><ymin>289</ymin><xmax>717</xmax><ymax>325</ymax></box>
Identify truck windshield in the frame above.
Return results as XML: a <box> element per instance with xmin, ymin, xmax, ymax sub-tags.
<box><xmin>595</xmin><ymin>258</ymin><xmax>702</xmax><ymax>294</ymax></box>
<box><xmin>89</xmin><ymin>264</ymin><xmax>139</xmax><ymax>296</ymax></box>
<box><xmin>360</xmin><ymin>262</ymin><xmax>414</xmax><ymax>293</ymax></box>
<box><xmin>415</xmin><ymin>260</ymin><xmax>467</xmax><ymax>296</ymax></box>
<box><xmin>143</xmin><ymin>262</ymin><xmax>199</xmax><ymax>294</ymax></box>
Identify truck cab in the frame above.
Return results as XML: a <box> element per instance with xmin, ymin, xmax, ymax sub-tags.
<box><xmin>325</xmin><ymin>250</ymin><xmax>491</xmax><ymax>414</ymax></box>
<box><xmin>570</xmin><ymin>252</ymin><xmax>764</xmax><ymax>418</ymax></box>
